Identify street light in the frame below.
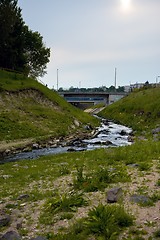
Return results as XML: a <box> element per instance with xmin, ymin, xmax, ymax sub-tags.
<box><xmin>57</xmin><ymin>69</ymin><xmax>59</xmax><ymax>91</ymax></box>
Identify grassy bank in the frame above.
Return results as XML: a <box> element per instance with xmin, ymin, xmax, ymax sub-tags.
<box><xmin>0</xmin><ymin>70</ymin><xmax>99</xmax><ymax>143</ymax></box>
<box><xmin>98</xmin><ymin>87</ymin><xmax>160</xmax><ymax>136</ymax></box>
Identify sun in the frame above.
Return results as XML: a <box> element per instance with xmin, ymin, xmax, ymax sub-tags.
<box><xmin>121</xmin><ymin>0</ymin><xmax>131</xmax><ymax>11</ymax></box>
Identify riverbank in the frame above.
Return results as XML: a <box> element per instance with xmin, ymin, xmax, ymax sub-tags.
<box><xmin>0</xmin><ymin>125</ymin><xmax>95</xmax><ymax>159</ymax></box>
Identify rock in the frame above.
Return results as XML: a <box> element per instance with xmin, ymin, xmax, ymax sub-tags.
<box><xmin>102</xmin><ymin>119</ymin><xmax>109</xmax><ymax>125</ymax></box>
<box><xmin>92</xmin><ymin>141</ymin><xmax>102</xmax><ymax>145</ymax></box>
<box><xmin>32</xmin><ymin>143</ymin><xmax>39</xmax><ymax>149</ymax></box>
<box><xmin>4</xmin><ymin>149</ymin><xmax>11</xmax><ymax>155</ymax></box>
<box><xmin>120</xmin><ymin>130</ymin><xmax>127</xmax><ymax>136</ymax></box>
<box><xmin>127</xmin><ymin>136</ymin><xmax>134</xmax><ymax>142</ymax></box>
<box><xmin>1</xmin><ymin>231</ymin><xmax>21</xmax><ymax>240</ymax></box>
<box><xmin>152</xmin><ymin>127</ymin><xmax>160</xmax><ymax>134</ymax></box>
<box><xmin>98</xmin><ymin>130</ymin><xmax>109</xmax><ymax>135</ymax></box>
<box><xmin>106</xmin><ymin>187</ymin><xmax>123</xmax><ymax>203</ymax></box>
<box><xmin>130</xmin><ymin>194</ymin><xmax>150</xmax><ymax>204</ymax></box>
<box><xmin>17</xmin><ymin>194</ymin><xmax>29</xmax><ymax>200</ymax></box>
<box><xmin>103</xmin><ymin>140</ymin><xmax>113</xmax><ymax>146</ymax></box>
<box><xmin>0</xmin><ymin>215</ymin><xmax>11</xmax><ymax>227</ymax></box>
<box><xmin>67</xmin><ymin>148</ymin><xmax>76</xmax><ymax>152</ymax></box>
<box><xmin>127</xmin><ymin>163</ymin><xmax>139</xmax><ymax>168</ymax></box>
<box><xmin>74</xmin><ymin>119</ymin><xmax>80</xmax><ymax>127</ymax></box>
<box><xmin>16</xmin><ymin>220</ymin><xmax>23</xmax><ymax>229</ymax></box>
<box><xmin>83</xmin><ymin>125</ymin><xmax>92</xmax><ymax>130</ymax></box>
<box><xmin>30</xmin><ymin>237</ymin><xmax>47</xmax><ymax>240</ymax></box>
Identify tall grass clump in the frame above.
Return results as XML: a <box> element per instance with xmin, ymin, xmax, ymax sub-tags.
<box><xmin>73</xmin><ymin>164</ymin><xmax>130</xmax><ymax>192</ymax></box>
<box><xmin>84</xmin><ymin>204</ymin><xmax>133</xmax><ymax>239</ymax></box>
<box><xmin>39</xmin><ymin>191</ymin><xmax>88</xmax><ymax>225</ymax></box>
<box><xmin>46</xmin><ymin>204</ymin><xmax>134</xmax><ymax>240</ymax></box>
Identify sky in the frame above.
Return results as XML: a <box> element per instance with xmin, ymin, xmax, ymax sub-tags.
<box><xmin>18</xmin><ymin>0</ymin><xmax>160</xmax><ymax>89</ymax></box>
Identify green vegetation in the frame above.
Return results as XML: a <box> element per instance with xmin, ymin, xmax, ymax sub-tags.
<box><xmin>0</xmin><ymin>69</ymin><xmax>99</xmax><ymax>141</ymax></box>
<box><xmin>42</xmin><ymin>204</ymin><xmax>133</xmax><ymax>240</ymax></box>
<box><xmin>84</xmin><ymin>204</ymin><xmax>133</xmax><ymax>239</ymax></box>
<box><xmin>98</xmin><ymin>87</ymin><xmax>160</xmax><ymax>136</ymax></box>
<box><xmin>73</xmin><ymin>164</ymin><xmax>130</xmax><ymax>192</ymax></box>
<box><xmin>154</xmin><ymin>229</ymin><xmax>160</xmax><ymax>238</ymax></box>
<box><xmin>1</xmin><ymin>79</ymin><xmax>160</xmax><ymax>239</ymax></box>
<box><xmin>0</xmin><ymin>138</ymin><xmax>160</xmax><ymax>238</ymax></box>
<box><xmin>40</xmin><ymin>191</ymin><xmax>88</xmax><ymax>225</ymax></box>
<box><xmin>0</xmin><ymin>0</ymin><xmax>50</xmax><ymax>78</ymax></box>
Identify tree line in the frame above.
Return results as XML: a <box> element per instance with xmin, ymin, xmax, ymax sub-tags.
<box><xmin>0</xmin><ymin>0</ymin><xmax>50</xmax><ymax>78</ymax></box>
<box><xmin>58</xmin><ymin>85</ymin><xmax>125</xmax><ymax>93</ymax></box>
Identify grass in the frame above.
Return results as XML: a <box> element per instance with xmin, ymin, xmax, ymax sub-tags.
<box><xmin>85</xmin><ymin>204</ymin><xmax>133</xmax><ymax>238</ymax></box>
<box><xmin>154</xmin><ymin>229</ymin><xmax>160</xmax><ymax>238</ymax></box>
<box><xmin>47</xmin><ymin>204</ymin><xmax>134</xmax><ymax>240</ymax></box>
<box><xmin>73</xmin><ymin>164</ymin><xmax>130</xmax><ymax>192</ymax></box>
<box><xmin>39</xmin><ymin>191</ymin><xmax>88</xmax><ymax>225</ymax></box>
<box><xmin>44</xmin><ymin>191</ymin><xmax>88</xmax><ymax>214</ymax></box>
<box><xmin>0</xmin><ymin>139</ymin><xmax>160</xmax><ymax>238</ymax></box>
<box><xmin>1</xmin><ymin>140</ymin><xmax>160</xmax><ymax>199</ymax></box>
<box><xmin>0</xmin><ymin>69</ymin><xmax>99</xmax><ymax>141</ymax></box>
<box><xmin>1</xmin><ymin>76</ymin><xmax>160</xmax><ymax>239</ymax></box>
<box><xmin>98</xmin><ymin>87</ymin><xmax>160</xmax><ymax>136</ymax></box>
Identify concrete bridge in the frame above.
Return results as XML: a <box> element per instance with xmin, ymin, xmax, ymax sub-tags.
<box><xmin>59</xmin><ymin>91</ymin><xmax>127</xmax><ymax>109</ymax></box>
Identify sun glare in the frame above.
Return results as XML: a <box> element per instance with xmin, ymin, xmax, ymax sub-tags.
<box><xmin>121</xmin><ymin>0</ymin><xmax>131</xmax><ymax>11</ymax></box>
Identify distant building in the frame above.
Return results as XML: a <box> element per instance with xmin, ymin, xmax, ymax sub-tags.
<box><xmin>130</xmin><ymin>83</ymin><xmax>145</xmax><ymax>90</ymax></box>
<box><xmin>124</xmin><ymin>85</ymin><xmax>131</xmax><ymax>92</ymax></box>
<box><xmin>124</xmin><ymin>83</ymin><xmax>145</xmax><ymax>92</ymax></box>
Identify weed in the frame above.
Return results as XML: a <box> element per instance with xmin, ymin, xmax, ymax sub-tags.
<box><xmin>153</xmin><ymin>229</ymin><xmax>160</xmax><ymax>238</ymax></box>
<box><xmin>84</xmin><ymin>204</ymin><xmax>133</xmax><ymax>239</ymax></box>
<box><xmin>144</xmin><ymin>220</ymin><xmax>156</xmax><ymax>227</ymax></box>
<box><xmin>150</xmin><ymin>192</ymin><xmax>160</xmax><ymax>203</ymax></box>
<box><xmin>39</xmin><ymin>190</ymin><xmax>88</xmax><ymax>225</ymax></box>
<box><xmin>59</xmin><ymin>165</ymin><xmax>70</xmax><ymax>176</ymax></box>
<box><xmin>156</xmin><ymin>179</ymin><xmax>160</xmax><ymax>186</ymax></box>
<box><xmin>60</xmin><ymin>212</ymin><xmax>74</xmax><ymax>220</ymax></box>
<box><xmin>73</xmin><ymin>164</ymin><xmax>130</xmax><ymax>192</ymax></box>
<box><xmin>138</xmin><ymin>162</ymin><xmax>151</xmax><ymax>171</ymax></box>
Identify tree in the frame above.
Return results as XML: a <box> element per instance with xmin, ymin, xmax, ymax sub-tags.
<box><xmin>0</xmin><ymin>0</ymin><xmax>50</xmax><ymax>78</ymax></box>
<box><xmin>117</xmin><ymin>86</ymin><xmax>124</xmax><ymax>92</ymax></box>
<box><xmin>24</xmin><ymin>27</ymin><xmax>50</xmax><ymax>78</ymax></box>
<box><xmin>108</xmin><ymin>85</ymin><xmax>116</xmax><ymax>92</ymax></box>
<box><xmin>0</xmin><ymin>0</ymin><xmax>25</xmax><ymax>71</ymax></box>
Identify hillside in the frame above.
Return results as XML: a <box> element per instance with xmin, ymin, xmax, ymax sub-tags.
<box><xmin>0</xmin><ymin>70</ymin><xmax>99</xmax><ymax>147</ymax></box>
<box><xmin>98</xmin><ymin>87</ymin><xmax>160</xmax><ymax>136</ymax></box>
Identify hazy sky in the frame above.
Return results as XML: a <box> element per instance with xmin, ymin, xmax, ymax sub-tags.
<box><xmin>19</xmin><ymin>0</ymin><xmax>160</xmax><ymax>89</ymax></box>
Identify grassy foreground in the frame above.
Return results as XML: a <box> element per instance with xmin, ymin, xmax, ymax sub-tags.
<box><xmin>0</xmin><ymin>140</ymin><xmax>160</xmax><ymax>239</ymax></box>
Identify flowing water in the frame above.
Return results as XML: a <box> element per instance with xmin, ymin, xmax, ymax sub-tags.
<box><xmin>0</xmin><ymin>119</ymin><xmax>132</xmax><ymax>164</ymax></box>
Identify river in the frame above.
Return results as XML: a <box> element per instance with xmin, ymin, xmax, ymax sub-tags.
<box><xmin>0</xmin><ymin>119</ymin><xmax>132</xmax><ymax>164</ymax></box>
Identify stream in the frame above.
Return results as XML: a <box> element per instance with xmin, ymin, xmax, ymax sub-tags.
<box><xmin>0</xmin><ymin>119</ymin><xmax>132</xmax><ymax>164</ymax></box>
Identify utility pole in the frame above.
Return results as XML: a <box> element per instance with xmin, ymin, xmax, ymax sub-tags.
<box><xmin>156</xmin><ymin>76</ymin><xmax>160</xmax><ymax>87</ymax></box>
<box><xmin>57</xmin><ymin>69</ymin><xmax>59</xmax><ymax>91</ymax></box>
<box><xmin>114</xmin><ymin>67</ymin><xmax>117</xmax><ymax>91</ymax></box>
